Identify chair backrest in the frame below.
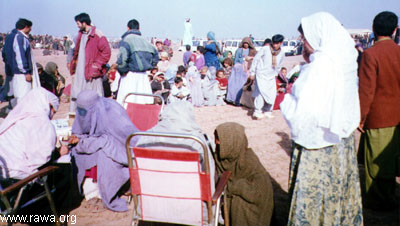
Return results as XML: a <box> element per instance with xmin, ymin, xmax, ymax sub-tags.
<box><xmin>126</xmin><ymin>132</ymin><xmax>212</xmax><ymax>226</ymax></box>
<box><xmin>123</xmin><ymin>93</ymin><xmax>164</xmax><ymax>131</ymax></box>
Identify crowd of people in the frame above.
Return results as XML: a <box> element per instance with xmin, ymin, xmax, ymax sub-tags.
<box><xmin>0</xmin><ymin>9</ymin><xmax>399</xmax><ymax>226</ymax></box>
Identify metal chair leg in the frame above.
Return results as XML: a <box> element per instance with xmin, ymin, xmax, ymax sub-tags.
<box><xmin>42</xmin><ymin>176</ymin><xmax>60</xmax><ymax>226</ymax></box>
<box><xmin>223</xmin><ymin>189</ymin><xmax>229</xmax><ymax>226</ymax></box>
<box><xmin>214</xmin><ymin>196</ymin><xmax>221</xmax><ymax>226</ymax></box>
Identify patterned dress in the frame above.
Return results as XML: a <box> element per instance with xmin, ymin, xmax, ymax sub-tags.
<box><xmin>288</xmin><ymin>133</ymin><xmax>363</xmax><ymax>226</ymax></box>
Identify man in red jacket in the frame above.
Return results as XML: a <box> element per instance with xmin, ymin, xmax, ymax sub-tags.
<box><xmin>358</xmin><ymin>11</ymin><xmax>400</xmax><ymax>210</ymax></box>
<box><xmin>69</xmin><ymin>13</ymin><xmax>111</xmax><ymax>112</ymax></box>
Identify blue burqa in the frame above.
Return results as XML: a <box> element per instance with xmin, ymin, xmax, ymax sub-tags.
<box><xmin>71</xmin><ymin>90</ymin><xmax>139</xmax><ymax>211</ymax></box>
<box><xmin>227</xmin><ymin>64</ymin><xmax>248</xmax><ymax>105</ymax></box>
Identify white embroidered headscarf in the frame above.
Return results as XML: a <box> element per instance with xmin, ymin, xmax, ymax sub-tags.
<box><xmin>280</xmin><ymin>12</ymin><xmax>360</xmax><ymax>149</ymax></box>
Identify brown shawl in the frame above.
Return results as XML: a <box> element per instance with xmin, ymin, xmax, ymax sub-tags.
<box><xmin>239</xmin><ymin>37</ymin><xmax>257</xmax><ymax>70</ymax></box>
<box><xmin>215</xmin><ymin>122</ymin><xmax>274</xmax><ymax>226</ymax></box>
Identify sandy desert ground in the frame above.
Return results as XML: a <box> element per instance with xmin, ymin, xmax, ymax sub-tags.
<box><xmin>0</xmin><ymin>45</ymin><xmax>398</xmax><ymax>225</ymax></box>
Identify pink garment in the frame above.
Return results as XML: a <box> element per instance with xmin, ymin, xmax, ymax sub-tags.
<box><xmin>0</xmin><ymin>87</ymin><xmax>59</xmax><ymax>179</ymax></box>
<box><xmin>195</xmin><ymin>54</ymin><xmax>205</xmax><ymax>71</ymax></box>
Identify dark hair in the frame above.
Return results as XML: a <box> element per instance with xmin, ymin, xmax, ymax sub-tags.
<box><xmin>223</xmin><ymin>57</ymin><xmax>233</xmax><ymax>66</ymax></box>
<box><xmin>272</xmin><ymin>34</ymin><xmax>284</xmax><ymax>43</ymax></box>
<box><xmin>186</xmin><ymin>45</ymin><xmax>191</xmax><ymax>51</ymax></box>
<box><xmin>298</xmin><ymin>24</ymin><xmax>304</xmax><ymax>35</ymax></box>
<box><xmin>197</xmin><ymin>46</ymin><xmax>205</xmax><ymax>54</ymax></box>
<box><xmin>127</xmin><ymin>19</ymin><xmax>140</xmax><ymax>30</ymax></box>
<box><xmin>74</xmin><ymin>13</ymin><xmax>91</xmax><ymax>25</ymax></box>
<box><xmin>15</xmin><ymin>18</ymin><xmax>32</xmax><ymax>30</ymax></box>
<box><xmin>263</xmin><ymin>38</ymin><xmax>272</xmax><ymax>45</ymax></box>
<box><xmin>373</xmin><ymin>11</ymin><xmax>398</xmax><ymax>36</ymax></box>
<box><xmin>174</xmin><ymin>76</ymin><xmax>183</xmax><ymax>84</ymax></box>
<box><xmin>216</xmin><ymin>69</ymin><xmax>224</xmax><ymax>75</ymax></box>
<box><xmin>177</xmin><ymin>65</ymin><xmax>186</xmax><ymax>74</ymax></box>
<box><xmin>281</xmin><ymin>67</ymin><xmax>287</xmax><ymax>71</ymax></box>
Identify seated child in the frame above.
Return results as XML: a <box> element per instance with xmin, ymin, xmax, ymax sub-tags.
<box><xmin>216</xmin><ymin>70</ymin><xmax>228</xmax><ymax>106</ymax></box>
<box><xmin>151</xmin><ymin>72</ymin><xmax>170</xmax><ymax>103</ymax></box>
<box><xmin>223</xmin><ymin>57</ymin><xmax>233</xmax><ymax>78</ymax></box>
<box><xmin>216</xmin><ymin>69</ymin><xmax>228</xmax><ymax>94</ymax></box>
<box><xmin>176</xmin><ymin>66</ymin><xmax>188</xmax><ymax>87</ymax></box>
<box><xmin>157</xmin><ymin>52</ymin><xmax>170</xmax><ymax>73</ymax></box>
<box><xmin>169</xmin><ymin>77</ymin><xmax>190</xmax><ymax>103</ymax></box>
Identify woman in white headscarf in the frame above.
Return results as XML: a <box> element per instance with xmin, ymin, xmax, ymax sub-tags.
<box><xmin>280</xmin><ymin>12</ymin><xmax>363</xmax><ymax>225</ymax></box>
<box><xmin>0</xmin><ymin>87</ymin><xmax>60</xmax><ymax>179</ymax></box>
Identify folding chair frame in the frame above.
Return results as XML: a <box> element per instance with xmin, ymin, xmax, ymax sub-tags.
<box><xmin>0</xmin><ymin>166</ymin><xmax>60</xmax><ymax>226</ymax></box>
<box><xmin>126</xmin><ymin>132</ymin><xmax>230</xmax><ymax>226</ymax></box>
<box><xmin>122</xmin><ymin>92</ymin><xmax>164</xmax><ymax>112</ymax></box>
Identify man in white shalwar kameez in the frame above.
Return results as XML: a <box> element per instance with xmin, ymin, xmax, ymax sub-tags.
<box><xmin>249</xmin><ymin>34</ymin><xmax>285</xmax><ymax>119</ymax></box>
<box><xmin>2</xmin><ymin>19</ymin><xmax>40</xmax><ymax>109</ymax></box>
<box><xmin>183</xmin><ymin>19</ymin><xmax>193</xmax><ymax>47</ymax></box>
<box><xmin>114</xmin><ymin>19</ymin><xmax>159</xmax><ymax>106</ymax></box>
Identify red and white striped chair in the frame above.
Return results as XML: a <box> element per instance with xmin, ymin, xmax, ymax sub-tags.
<box><xmin>126</xmin><ymin>132</ymin><xmax>230</xmax><ymax>226</ymax></box>
<box><xmin>123</xmin><ymin>93</ymin><xmax>164</xmax><ymax>131</ymax></box>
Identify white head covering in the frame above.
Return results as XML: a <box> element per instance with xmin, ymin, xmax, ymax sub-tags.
<box><xmin>0</xmin><ymin>87</ymin><xmax>59</xmax><ymax>135</ymax></box>
<box><xmin>280</xmin><ymin>12</ymin><xmax>360</xmax><ymax>149</ymax></box>
<box><xmin>0</xmin><ymin>87</ymin><xmax>59</xmax><ymax>179</ymax></box>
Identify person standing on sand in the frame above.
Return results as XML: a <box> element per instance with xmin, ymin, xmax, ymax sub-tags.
<box><xmin>113</xmin><ymin>19</ymin><xmax>159</xmax><ymax>105</ymax></box>
<box><xmin>1</xmin><ymin>18</ymin><xmax>40</xmax><ymax>110</ymax></box>
<box><xmin>249</xmin><ymin>34</ymin><xmax>285</xmax><ymax>119</ymax></box>
<box><xmin>280</xmin><ymin>12</ymin><xmax>363</xmax><ymax>225</ymax></box>
<box><xmin>358</xmin><ymin>11</ymin><xmax>400</xmax><ymax>211</ymax></box>
<box><xmin>69</xmin><ymin>12</ymin><xmax>111</xmax><ymax>113</ymax></box>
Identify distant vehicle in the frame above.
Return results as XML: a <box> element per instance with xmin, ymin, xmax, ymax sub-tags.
<box><xmin>178</xmin><ymin>39</ymin><xmax>205</xmax><ymax>52</ymax></box>
<box><xmin>223</xmin><ymin>39</ymin><xmax>241</xmax><ymax>56</ymax></box>
<box><xmin>253</xmin><ymin>40</ymin><xmax>264</xmax><ymax>52</ymax></box>
<box><xmin>282</xmin><ymin>40</ymin><xmax>300</xmax><ymax>56</ymax></box>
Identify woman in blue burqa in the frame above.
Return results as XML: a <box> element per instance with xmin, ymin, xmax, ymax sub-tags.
<box><xmin>226</xmin><ymin>64</ymin><xmax>248</xmax><ymax>105</ymax></box>
<box><xmin>69</xmin><ymin>90</ymin><xmax>139</xmax><ymax>211</ymax></box>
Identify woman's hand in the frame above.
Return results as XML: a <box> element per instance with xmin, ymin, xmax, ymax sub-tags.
<box><xmin>59</xmin><ymin>145</ymin><xmax>69</xmax><ymax>156</ymax></box>
<box><xmin>68</xmin><ymin>135</ymin><xmax>80</xmax><ymax>144</ymax></box>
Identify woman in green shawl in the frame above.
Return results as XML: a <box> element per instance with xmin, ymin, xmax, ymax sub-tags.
<box><xmin>45</xmin><ymin>62</ymin><xmax>65</xmax><ymax>97</ymax></box>
<box><xmin>214</xmin><ymin>122</ymin><xmax>274</xmax><ymax>226</ymax></box>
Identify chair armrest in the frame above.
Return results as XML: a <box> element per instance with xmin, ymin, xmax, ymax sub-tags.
<box><xmin>0</xmin><ymin>166</ymin><xmax>59</xmax><ymax>196</ymax></box>
<box><xmin>212</xmin><ymin>171</ymin><xmax>231</xmax><ymax>204</ymax></box>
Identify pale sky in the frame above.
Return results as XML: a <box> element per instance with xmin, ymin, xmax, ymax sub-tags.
<box><xmin>0</xmin><ymin>0</ymin><xmax>399</xmax><ymax>40</ymax></box>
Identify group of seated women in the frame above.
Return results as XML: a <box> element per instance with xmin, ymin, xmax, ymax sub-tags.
<box><xmin>0</xmin><ymin>88</ymin><xmax>275</xmax><ymax>225</ymax></box>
